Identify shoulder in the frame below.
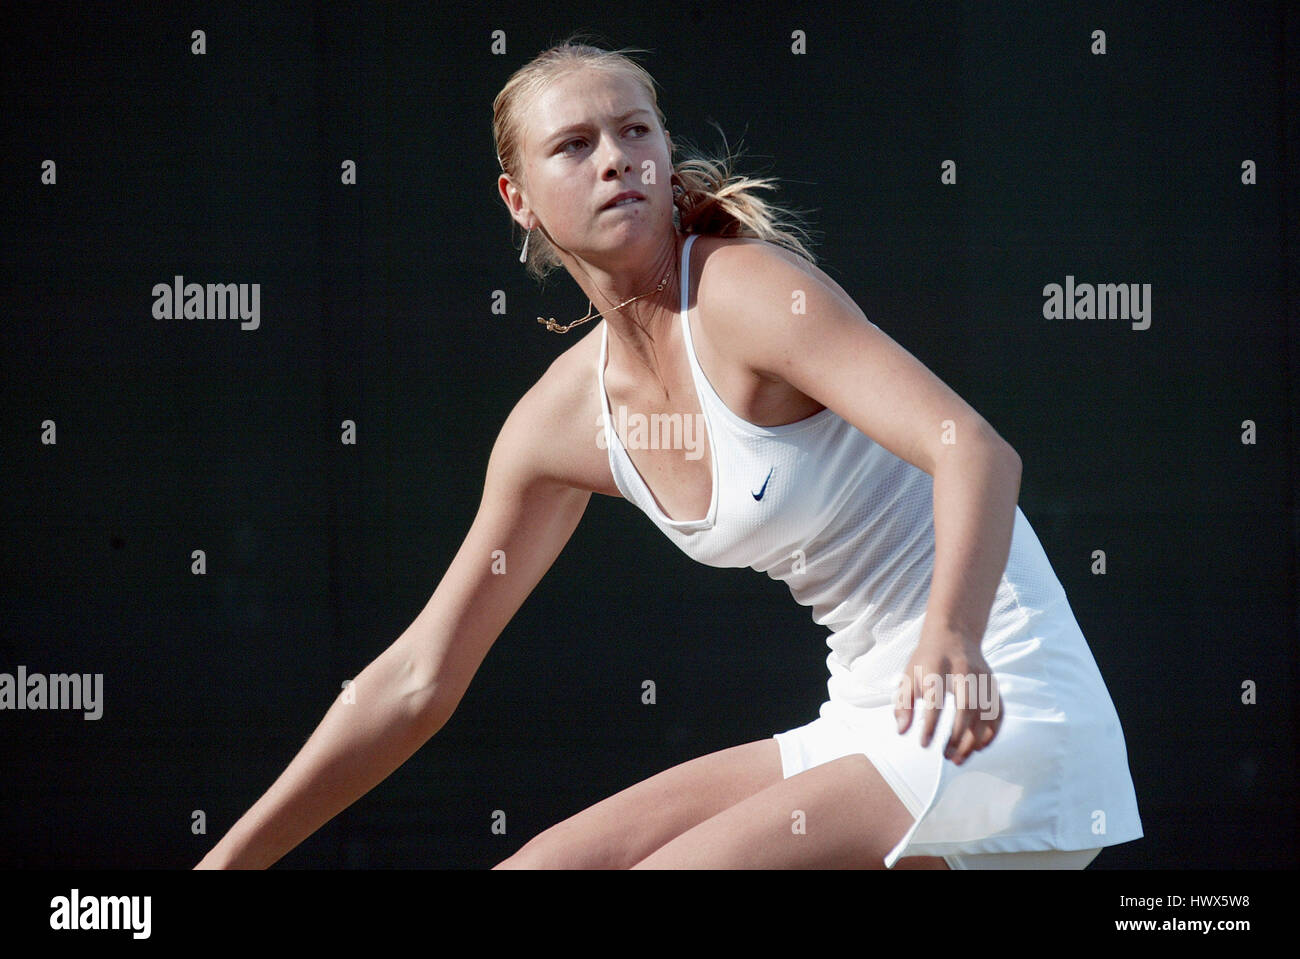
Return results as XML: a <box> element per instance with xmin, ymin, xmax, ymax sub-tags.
<box><xmin>690</xmin><ymin>235</ymin><xmax>865</xmax><ymax>375</ymax></box>
<box><xmin>693</xmin><ymin>234</ymin><xmax>814</xmax><ymax>277</ymax></box>
<box><xmin>491</xmin><ymin>323</ymin><xmax>612</xmax><ymax>493</ymax></box>
<box><xmin>693</xmin><ymin>235</ymin><xmax>854</xmax><ymax>318</ymax></box>
<box><xmin>533</xmin><ymin>319</ymin><xmax>607</xmax><ymax>421</ymax></box>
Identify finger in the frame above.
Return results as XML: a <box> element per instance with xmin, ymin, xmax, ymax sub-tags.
<box><xmin>920</xmin><ymin>693</ymin><xmax>941</xmax><ymax>748</ymax></box>
<box><xmin>894</xmin><ymin>665</ymin><xmax>915</xmax><ymax>732</ymax></box>
<box><xmin>947</xmin><ymin>725</ymin><xmax>980</xmax><ymax>764</ymax></box>
<box><xmin>894</xmin><ymin>672</ymin><xmax>915</xmax><ymax>733</ymax></box>
<box><xmin>944</xmin><ymin>704</ymin><xmax>973</xmax><ymax>761</ymax></box>
<box><xmin>952</xmin><ymin>671</ymin><xmax>971</xmax><ymax>712</ymax></box>
<box><xmin>983</xmin><ymin>684</ymin><xmax>1002</xmax><ymax>726</ymax></box>
<box><xmin>973</xmin><ymin>709</ymin><xmax>1001</xmax><ymax>751</ymax></box>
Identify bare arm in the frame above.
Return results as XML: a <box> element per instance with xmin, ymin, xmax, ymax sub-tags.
<box><xmin>196</xmin><ymin>378</ymin><xmax>591</xmax><ymax>869</ymax></box>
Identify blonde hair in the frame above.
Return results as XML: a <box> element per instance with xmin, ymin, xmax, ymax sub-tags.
<box><xmin>493</xmin><ymin>36</ymin><xmax>818</xmax><ymax>283</ymax></box>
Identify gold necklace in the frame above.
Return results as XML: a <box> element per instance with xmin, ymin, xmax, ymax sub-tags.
<box><xmin>537</xmin><ymin>258</ymin><xmax>675</xmax><ymax>334</ymax></box>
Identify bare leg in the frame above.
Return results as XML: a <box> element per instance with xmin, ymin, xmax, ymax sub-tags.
<box><xmin>631</xmin><ymin>751</ymin><xmax>948</xmax><ymax>869</ymax></box>
<box><xmin>493</xmin><ymin>739</ymin><xmax>785</xmax><ymax>869</ymax></box>
<box><xmin>494</xmin><ymin>740</ymin><xmax>946</xmax><ymax>870</ymax></box>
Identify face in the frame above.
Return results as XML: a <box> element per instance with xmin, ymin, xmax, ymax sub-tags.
<box><xmin>500</xmin><ymin>67</ymin><xmax>675</xmax><ymax>268</ymax></box>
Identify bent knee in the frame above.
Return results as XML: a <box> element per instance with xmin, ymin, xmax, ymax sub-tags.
<box><xmin>491</xmin><ymin>828</ymin><xmax>624</xmax><ymax>870</ymax></box>
<box><xmin>491</xmin><ymin>833</ymin><xmax>551</xmax><ymax>869</ymax></box>
<box><xmin>491</xmin><ymin>846</ymin><xmax>541</xmax><ymax>870</ymax></box>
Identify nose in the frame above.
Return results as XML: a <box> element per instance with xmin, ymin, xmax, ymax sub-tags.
<box><xmin>600</xmin><ymin>134</ymin><xmax>632</xmax><ymax>179</ymax></box>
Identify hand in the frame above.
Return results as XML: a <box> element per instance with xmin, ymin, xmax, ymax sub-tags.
<box><xmin>893</xmin><ymin>630</ymin><xmax>1002</xmax><ymax>765</ymax></box>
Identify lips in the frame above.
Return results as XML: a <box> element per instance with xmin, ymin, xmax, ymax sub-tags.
<box><xmin>601</xmin><ymin>190</ymin><xmax>645</xmax><ymax>210</ymax></box>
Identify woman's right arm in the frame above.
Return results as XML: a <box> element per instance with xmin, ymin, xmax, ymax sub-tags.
<box><xmin>195</xmin><ymin>377</ymin><xmax>592</xmax><ymax>869</ymax></box>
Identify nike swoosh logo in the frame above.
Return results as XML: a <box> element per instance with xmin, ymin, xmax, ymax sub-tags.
<box><xmin>752</xmin><ymin>467</ymin><xmax>774</xmax><ymax>500</ymax></box>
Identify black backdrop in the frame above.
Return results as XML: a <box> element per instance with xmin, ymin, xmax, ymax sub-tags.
<box><xmin>1</xmin><ymin>0</ymin><xmax>1295</xmax><ymax>872</ymax></box>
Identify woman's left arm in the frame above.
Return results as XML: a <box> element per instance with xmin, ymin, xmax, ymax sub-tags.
<box><xmin>702</xmin><ymin>240</ymin><xmax>1022</xmax><ymax>763</ymax></box>
<box><xmin>896</xmin><ymin>439</ymin><xmax>1020</xmax><ymax>763</ymax></box>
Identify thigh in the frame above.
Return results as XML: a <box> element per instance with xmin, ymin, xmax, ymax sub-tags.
<box><xmin>493</xmin><ymin>738</ymin><xmax>787</xmax><ymax>869</ymax></box>
<box><xmin>630</xmin><ymin>751</ymin><xmax>949</xmax><ymax>870</ymax></box>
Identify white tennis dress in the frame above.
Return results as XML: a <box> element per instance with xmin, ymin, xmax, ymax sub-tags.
<box><xmin>596</xmin><ymin>233</ymin><xmax>1143</xmax><ymax>869</ymax></box>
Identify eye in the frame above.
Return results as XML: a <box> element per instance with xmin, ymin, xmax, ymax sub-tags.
<box><xmin>556</xmin><ymin>124</ymin><xmax>650</xmax><ymax>157</ymax></box>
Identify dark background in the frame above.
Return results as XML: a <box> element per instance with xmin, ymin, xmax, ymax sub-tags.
<box><xmin>0</xmin><ymin>0</ymin><xmax>1295</xmax><ymax>870</ymax></box>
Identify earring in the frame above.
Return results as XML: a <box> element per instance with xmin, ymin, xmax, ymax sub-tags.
<box><xmin>519</xmin><ymin>228</ymin><xmax>531</xmax><ymax>264</ymax></box>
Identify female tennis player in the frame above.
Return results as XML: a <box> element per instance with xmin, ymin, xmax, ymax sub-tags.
<box><xmin>196</xmin><ymin>40</ymin><xmax>1142</xmax><ymax>870</ymax></box>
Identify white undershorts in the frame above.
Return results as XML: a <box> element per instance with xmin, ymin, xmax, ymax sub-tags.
<box><xmin>774</xmin><ymin>711</ymin><xmax>1104</xmax><ymax>870</ymax></box>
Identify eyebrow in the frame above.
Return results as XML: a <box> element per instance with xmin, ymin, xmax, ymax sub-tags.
<box><xmin>541</xmin><ymin>109</ymin><xmax>654</xmax><ymax>147</ymax></box>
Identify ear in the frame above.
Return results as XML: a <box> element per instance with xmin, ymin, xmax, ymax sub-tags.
<box><xmin>497</xmin><ymin>173</ymin><xmax>533</xmax><ymax>231</ymax></box>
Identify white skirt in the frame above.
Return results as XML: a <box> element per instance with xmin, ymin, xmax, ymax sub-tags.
<box><xmin>774</xmin><ymin>593</ymin><xmax>1143</xmax><ymax>869</ymax></box>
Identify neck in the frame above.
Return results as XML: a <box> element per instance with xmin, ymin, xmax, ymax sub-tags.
<box><xmin>583</xmin><ymin>232</ymin><xmax>683</xmax><ymax>389</ymax></box>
